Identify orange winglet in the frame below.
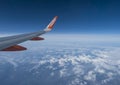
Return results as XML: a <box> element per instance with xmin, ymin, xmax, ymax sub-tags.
<box><xmin>47</xmin><ymin>16</ymin><xmax>58</xmax><ymax>29</ymax></box>
<box><xmin>2</xmin><ymin>45</ymin><xmax>27</xmax><ymax>51</ymax></box>
<box><xmin>30</xmin><ymin>37</ymin><xmax>44</xmax><ymax>41</ymax></box>
<box><xmin>44</xmin><ymin>16</ymin><xmax>58</xmax><ymax>32</ymax></box>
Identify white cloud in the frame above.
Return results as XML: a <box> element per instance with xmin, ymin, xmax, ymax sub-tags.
<box><xmin>84</xmin><ymin>71</ymin><xmax>96</xmax><ymax>81</ymax></box>
<box><xmin>0</xmin><ymin>35</ymin><xmax>120</xmax><ymax>85</ymax></box>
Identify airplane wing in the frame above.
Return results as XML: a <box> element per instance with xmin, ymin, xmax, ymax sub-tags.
<box><xmin>0</xmin><ymin>16</ymin><xmax>58</xmax><ymax>51</ymax></box>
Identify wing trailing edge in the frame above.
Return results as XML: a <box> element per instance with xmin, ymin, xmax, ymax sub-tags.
<box><xmin>1</xmin><ymin>45</ymin><xmax>27</xmax><ymax>51</ymax></box>
<box><xmin>30</xmin><ymin>37</ymin><xmax>44</xmax><ymax>41</ymax></box>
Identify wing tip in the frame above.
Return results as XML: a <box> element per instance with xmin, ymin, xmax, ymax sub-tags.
<box><xmin>44</xmin><ymin>16</ymin><xmax>58</xmax><ymax>32</ymax></box>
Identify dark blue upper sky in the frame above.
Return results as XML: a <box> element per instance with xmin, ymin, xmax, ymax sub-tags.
<box><xmin>0</xmin><ymin>0</ymin><xmax>120</xmax><ymax>34</ymax></box>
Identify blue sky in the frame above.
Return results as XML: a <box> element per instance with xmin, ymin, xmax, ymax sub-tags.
<box><xmin>0</xmin><ymin>0</ymin><xmax>120</xmax><ymax>34</ymax></box>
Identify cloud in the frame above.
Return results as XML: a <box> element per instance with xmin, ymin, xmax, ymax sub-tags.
<box><xmin>0</xmin><ymin>37</ymin><xmax>120</xmax><ymax>85</ymax></box>
<box><xmin>84</xmin><ymin>71</ymin><xmax>96</xmax><ymax>81</ymax></box>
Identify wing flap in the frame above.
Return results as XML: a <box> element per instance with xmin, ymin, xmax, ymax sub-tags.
<box><xmin>1</xmin><ymin>45</ymin><xmax>27</xmax><ymax>51</ymax></box>
<box><xmin>30</xmin><ymin>37</ymin><xmax>44</xmax><ymax>41</ymax></box>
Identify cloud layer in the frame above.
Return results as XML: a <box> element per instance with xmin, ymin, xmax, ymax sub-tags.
<box><xmin>0</xmin><ymin>35</ymin><xmax>120</xmax><ymax>85</ymax></box>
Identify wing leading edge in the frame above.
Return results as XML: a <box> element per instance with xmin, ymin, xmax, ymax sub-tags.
<box><xmin>0</xmin><ymin>16</ymin><xmax>58</xmax><ymax>51</ymax></box>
